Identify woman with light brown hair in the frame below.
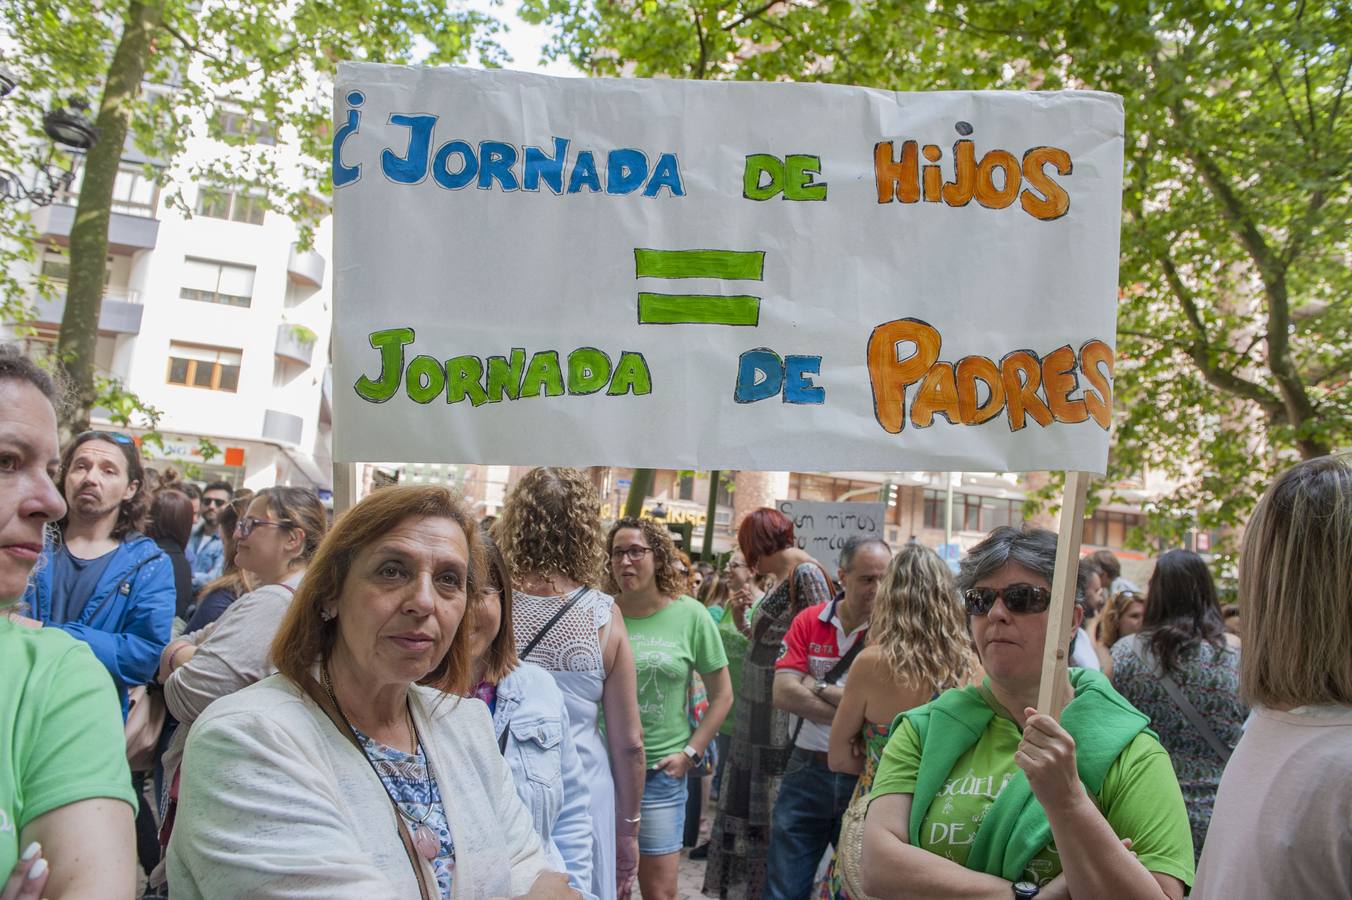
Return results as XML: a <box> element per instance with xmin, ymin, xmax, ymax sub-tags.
<box><xmin>1097</xmin><ymin>587</ymin><xmax>1146</xmax><ymax>649</ymax></box>
<box><xmin>824</xmin><ymin>543</ymin><xmax>974</xmax><ymax>899</ymax></box>
<box><xmin>167</xmin><ymin>485</ymin><xmax>574</xmax><ymax>899</ymax></box>
<box><xmin>1193</xmin><ymin>454</ymin><xmax>1352</xmax><ymax>899</ymax></box>
<box><xmin>495</xmin><ymin>467</ymin><xmax>644</xmax><ymax>900</ymax></box>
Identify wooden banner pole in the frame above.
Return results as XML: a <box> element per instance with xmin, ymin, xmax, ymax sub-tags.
<box><xmin>333</xmin><ymin>461</ymin><xmax>360</xmax><ymax>518</ymax></box>
<box><xmin>1036</xmin><ymin>470</ymin><xmax>1091</xmax><ymax>718</ymax></box>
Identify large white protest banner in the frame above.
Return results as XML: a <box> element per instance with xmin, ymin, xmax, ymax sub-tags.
<box><xmin>332</xmin><ymin>64</ymin><xmax>1124</xmax><ymax>474</ymax></box>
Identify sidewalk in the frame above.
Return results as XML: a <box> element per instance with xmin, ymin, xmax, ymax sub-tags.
<box><xmin>676</xmin><ymin>847</ymin><xmax>709</xmax><ymax>900</ymax></box>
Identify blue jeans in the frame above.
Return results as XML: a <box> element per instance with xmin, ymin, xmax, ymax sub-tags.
<box><xmin>764</xmin><ymin>748</ymin><xmax>859</xmax><ymax>900</ymax></box>
<box><xmin>638</xmin><ymin>768</ymin><xmax>689</xmax><ymax>856</ymax></box>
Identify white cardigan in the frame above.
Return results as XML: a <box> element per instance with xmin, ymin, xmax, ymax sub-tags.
<box><xmin>167</xmin><ymin>673</ymin><xmax>552</xmax><ymax>899</ymax></box>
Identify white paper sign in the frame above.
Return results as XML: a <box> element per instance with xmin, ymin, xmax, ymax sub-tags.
<box><xmin>332</xmin><ymin>64</ymin><xmax>1124</xmax><ymax>474</ymax></box>
<box><xmin>776</xmin><ymin>500</ymin><xmax>887</xmax><ymax>575</ymax></box>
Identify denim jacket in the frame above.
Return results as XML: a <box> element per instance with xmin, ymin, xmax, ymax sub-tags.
<box><xmin>493</xmin><ymin>663</ymin><xmax>597</xmax><ymax>900</ymax></box>
<box><xmin>186</xmin><ymin>524</ymin><xmax>224</xmax><ymax>592</ymax></box>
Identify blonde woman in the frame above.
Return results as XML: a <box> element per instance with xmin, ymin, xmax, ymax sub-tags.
<box><xmin>495</xmin><ymin>468</ymin><xmax>644</xmax><ymax>900</ymax></box>
<box><xmin>823</xmin><ymin>544</ymin><xmax>974</xmax><ymax>899</ymax></box>
<box><xmin>1098</xmin><ymin>588</ymin><xmax>1146</xmax><ymax>650</ymax></box>
<box><xmin>1193</xmin><ymin>454</ymin><xmax>1352</xmax><ymax>899</ymax></box>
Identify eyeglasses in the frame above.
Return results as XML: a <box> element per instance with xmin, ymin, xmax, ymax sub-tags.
<box><xmin>610</xmin><ymin>546</ymin><xmax>653</xmax><ymax>562</ymax></box>
<box><xmin>201</xmin><ymin>497</ymin><xmax>229</xmax><ymax>508</ymax></box>
<box><xmin>76</xmin><ymin>430</ymin><xmax>136</xmax><ymax>446</ymax></box>
<box><xmin>727</xmin><ymin>561</ymin><xmax>747</xmax><ymax>571</ymax></box>
<box><xmin>235</xmin><ymin>516</ymin><xmax>295</xmax><ymax>538</ymax></box>
<box><xmin>963</xmin><ymin>583</ymin><xmax>1053</xmax><ymax>616</ymax></box>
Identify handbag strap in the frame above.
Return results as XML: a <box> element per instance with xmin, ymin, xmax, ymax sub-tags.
<box><xmin>789</xmin><ymin>597</ymin><xmax>867</xmax><ymax>747</ymax></box>
<box><xmin>518</xmin><ymin>585</ymin><xmax>589</xmax><ymax>662</ymax></box>
<box><xmin>300</xmin><ymin>675</ymin><xmax>435</xmax><ymax>900</ymax></box>
<box><xmin>1131</xmin><ymin>640</ymin><xmax>1232</xmax><ymax>764</ymax></box>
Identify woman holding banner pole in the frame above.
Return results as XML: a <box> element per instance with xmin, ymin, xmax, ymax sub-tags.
<box><xmin>861</xmin><ymin>526</ymin><xmax>1195</xmax><ymax>899</ymax></box>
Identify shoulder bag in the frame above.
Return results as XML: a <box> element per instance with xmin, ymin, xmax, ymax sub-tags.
<box><xmin>1130</xmin><ymin>639</ymin><xmax>1233</xmax><ymax>764</ymax></box>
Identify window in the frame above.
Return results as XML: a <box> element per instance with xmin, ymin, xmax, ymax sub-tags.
<box><xmin>166</xmin><ymin>342</ymin><xmax>241</xmax><ymax>392</ymax></box>
<box><xmin>56</xmin><ymin>162</ymin><xmax>160</xmax><ymax>216</ymax></box>
<box><xmin>678</xmin><ymin>474</ymin><xmax>695</xmax><ymax>501</ymax></box>
<box><xmin>1084</xmin><ymin>510</ymin><xmax>1145</xmax><ymax>549</ymax></box>
<box><xmin>111</xmin><ymin>165</ymin><xmax>159</xmax><ymax>216</ymax></box>
<box><xmin>924</xmin><ymin>490</ymin><xmax>1022</xmax><ymax>533</ymax></box>
<box><xmin>215</xmin><ymin>107</ymin><xmax>276</xmax><ymax>146</ymax></box>
<box><xmin>180</xmin><ymin>257</ymin><xmax>255</xmax><ymax>307</ymax></box>
<box><xmin>38</xmin><ymin>248</ymin><xmax>113</xmax><ymax>289</ymax></box>
<box><xmin>195</xmin><ymin>184</ymin><xmax>267</xmax><ymax>225</ymax></box>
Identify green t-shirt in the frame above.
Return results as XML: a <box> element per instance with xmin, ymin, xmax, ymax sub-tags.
<box><xmin>870</xmin><ymin>690</ymin><xmax>1195</xmax><ymax>888</ymax></box>
<box><xmin>715</xmin><ymin>607</ymin><xmax>749</xmax><ymax>737</ymax></box>
<box><xmin>1</xmin><ymin>620</ymin><xmax>137</xmax><ymax>875</ymax></box>
<box><xmin>625</xmin><ymin>594</ymin><xmax>728</xmax><ymax>767</ymax></box>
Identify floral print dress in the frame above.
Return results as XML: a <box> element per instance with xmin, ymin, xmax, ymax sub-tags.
<box><xmin>1110</xmin><ymin>634</ymin><xmax>1246</xmax><ymax>860</ymax></box>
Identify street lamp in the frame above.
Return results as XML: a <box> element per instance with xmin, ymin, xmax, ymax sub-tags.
<box><xmin>0</xmin><ymin>93</ymin><xmax>100</xmax><ymax>207</ymax></box>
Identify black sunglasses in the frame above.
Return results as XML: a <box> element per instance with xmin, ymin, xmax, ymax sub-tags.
<box><xmin>200</xmin><ymin>497</ymin><xmax>229</xmax><ymax>508</ymax></box>
<box><xmin>963</xmin><ymin>583</ymin><xmax>1053</xmax><ymax>616</ymax></box>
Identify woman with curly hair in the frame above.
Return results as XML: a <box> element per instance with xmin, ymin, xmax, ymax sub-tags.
<box><xmin>495</xmin><ymin>468</ymin><xmax>644</xmax><ymax>900</ymax></box>
<box><xmin>606</xmin><ymin>517</ymin><xmax>730</xmax><ymax>900</ymax></box>
<box><xmin>822</xmin><ymin>543</ymin><xmax>975</xmax><ymax>899</ymax></box>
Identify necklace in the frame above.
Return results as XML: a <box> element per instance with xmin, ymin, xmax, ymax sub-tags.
<box><xmin>321</xmin><ymin>664</ymin><xmax>442</xmax><ymax>861</ymax></box>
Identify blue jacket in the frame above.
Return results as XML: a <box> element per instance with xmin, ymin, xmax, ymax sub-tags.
<box><xmin>493</xmin><ymin>663</ymin><xmax>596</xmax><ymax>900</ymax></box>
<box><xmin>25</xmin><ymin>532</ymin><xmax>176</xmax><ymax>716</ymax></box>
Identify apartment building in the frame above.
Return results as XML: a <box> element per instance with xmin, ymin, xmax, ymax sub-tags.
<box><xmin>14</xmin><ymin>111</ymin><xmax>335</xmax><ymax>493</ymax></box>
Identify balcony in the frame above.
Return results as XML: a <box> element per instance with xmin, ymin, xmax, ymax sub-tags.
<box><xmin>30</xmin><ymin>203</ymin><xmax>159</xmax><ymax>254</ymax></box>
<box><xmin>28</xmin><ymin>288</ymin><xmax>143</xmax><ymax>335</ymax></box>
<box><xmin>287</xmin><ymin>244</ymin><xmax>326</xmax><ymax>287</ymax></box>
<box><xmin>275</xmin><ymin>323</ymin><xmax>316</xmax><ymax>367</ymax></box>
<box><xmin>262</xmin><ymin>409</ymin><xmax>304</xmax><ymax>446</ymax></box>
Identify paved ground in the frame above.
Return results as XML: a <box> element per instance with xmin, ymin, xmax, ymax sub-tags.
<box><xmin>676</xmin><ymin>844</ymin><xmax>711</xmax><ymax>900</ymax></box>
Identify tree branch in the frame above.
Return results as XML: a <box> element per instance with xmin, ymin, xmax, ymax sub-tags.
<box><xmin>1156</xmin><ymin>252</ymin><xmax>1284</xmax><ymax>415</ymax></box>
<box><xmin>693</xmin><ymin>7</ymin><xmax>709</xmax><ymax>79</ymax></box>
<box><xmin>722</xmin><ymin>0</ymin><xmax>784</xmax><ymax>31</ymax></box>
<box><xmin>163</xmin><ymin>20</ymin><xmax>223</xmax><ymax>63</ymax></box>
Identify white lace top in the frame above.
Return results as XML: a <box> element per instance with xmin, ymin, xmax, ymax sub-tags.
<box><xmin>512</xmin><ymin>587</ymin><xmax>612</xmax><ymax>675</ymax></box>
<box><xmin>511</xmin><ymin>588</ymin><xmax>617</xmax><ymax>900</ymax></box>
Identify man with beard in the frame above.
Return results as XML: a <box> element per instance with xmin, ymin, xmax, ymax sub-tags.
<box><xmin>21</xmin><ymin>431</ymin><xmax>175</xmax><ymax>717</ymax></box>
<box><xmin>185</xmin><ymin>480</ymin><xmax>232</xmax><ymax>591</ymax></box>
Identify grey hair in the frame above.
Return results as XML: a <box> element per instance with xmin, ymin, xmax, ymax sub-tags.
<box><xmin>957</xmin><ymin>526</ymin><xmax>1085</xmax><ymax>602</ymax></box>
<box><xmin>839</xmin><ymin>535</ymin><xmax>890</xmax><ymax>572</ymax></box>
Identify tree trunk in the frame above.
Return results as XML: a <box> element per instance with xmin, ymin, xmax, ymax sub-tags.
<box><xmin>56</xmin><ymin>0</ymin><xmax>163</xmax><ymax>437</ymax></box>
<box><xmin>623</xmin><ymin>468</ymin><xmax>655</xmax><ymax>519</ymax></box>
<box><xmin>731</xmin><ymin>471</ymin><xmax>789</xmax><ymax>530</ymax></box>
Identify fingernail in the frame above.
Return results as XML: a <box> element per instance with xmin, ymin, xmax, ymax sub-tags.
<box><xmin>27</xmin><ymin>858</ymin><xmax>47</xmax><ymax>879</ymax></box>
<box><xmin>21</xmin><ymin>842</ymin><xmax>40</xmax><ymax>861</ymax></box>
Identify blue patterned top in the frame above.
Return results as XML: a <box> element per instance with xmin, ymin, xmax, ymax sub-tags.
<box><xmin>354</xmin><ymin>728</ymin><xmax>455</xmax><ymax>898</ymax></box>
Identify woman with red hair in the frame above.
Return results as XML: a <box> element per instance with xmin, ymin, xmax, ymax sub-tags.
<box><xmin>703</xmin><ymin>508</ymin><xmax>833</xmax><ymax>897</ymax></box>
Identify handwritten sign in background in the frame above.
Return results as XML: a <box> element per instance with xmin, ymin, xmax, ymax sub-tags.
<box><xmin>776</xmin><ymin>500</ymin><xmax>887</xmax><ymax>575</ymax></box>
<box><xmin>332</xmin><ymin>64</ymin><xmax>1124</xmax><ymax>474</ymax></box>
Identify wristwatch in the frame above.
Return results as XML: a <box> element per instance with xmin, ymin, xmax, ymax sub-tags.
<box><xmin>682</xmin><ymin>744</ymin><xmax>703</xmax><ymax>766</ymax></box>
<box><xmin>812</xmin><ymin>678</ymin><xmax>828</xmax><ymax>696</ymax></box>
<box><xmin>1012</xmin><ymin>881</ymin><xmax>1039</xmax><ymax>899</ymax></box>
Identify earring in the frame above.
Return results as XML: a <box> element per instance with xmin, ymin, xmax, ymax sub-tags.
<box><xmin>320</xmin><ymin>608</ymin><xmax>335</xmax><ymax>622</ymax></box>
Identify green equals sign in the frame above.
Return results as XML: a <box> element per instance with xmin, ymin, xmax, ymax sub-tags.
<box><xmin>635</xmin><ymin>248</ymin><xmax>765</xmax><ymax>326</ymax></box>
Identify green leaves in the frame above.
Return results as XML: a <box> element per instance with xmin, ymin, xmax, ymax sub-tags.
<box><xmin>522</xmin><ymin>0</ymin><xmax>1350</xmax><ymax>563</ymax></box>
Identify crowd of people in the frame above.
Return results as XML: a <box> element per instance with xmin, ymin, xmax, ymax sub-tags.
<box><xmin>3</xmin><ymin>340</ymin><xmax>1350</xmax><ymax>900</ymax></box>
